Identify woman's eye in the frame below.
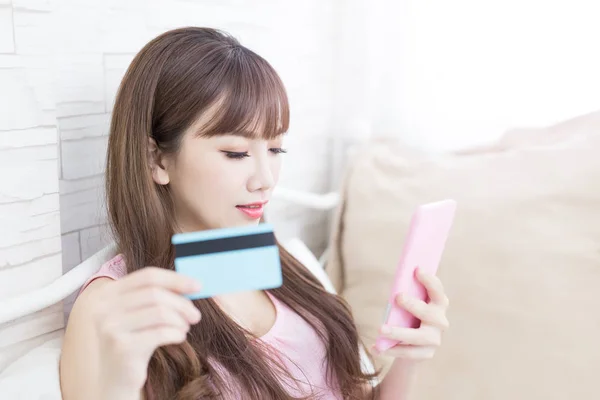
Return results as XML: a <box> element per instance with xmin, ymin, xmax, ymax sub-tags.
<box><xmin>269</xmin><ymin>148</ymin><xmax>287</xmax><ymax>155</ymax></box>
<box><xmin>222</xmin><ymin>151</ymin><xmax>250</xmax><ymax>159</ymax></box>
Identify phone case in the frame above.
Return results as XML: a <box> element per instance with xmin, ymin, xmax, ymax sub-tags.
<box><xmin>374</xmin><ymin>199</ymin><xmax>457</xmax><ymax>353</ymax></box>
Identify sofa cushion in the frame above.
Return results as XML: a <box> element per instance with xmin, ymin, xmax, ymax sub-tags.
<box><xmin>326</xmin><ymin>111</ymin><xmax>600</xmax><ymax>399</ymax></box>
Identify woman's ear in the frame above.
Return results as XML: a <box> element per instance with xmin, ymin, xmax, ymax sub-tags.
<box><xmin>148</xmin><ymin>137</ymin><xmax>170</xmax><ymax>185</ymax></box>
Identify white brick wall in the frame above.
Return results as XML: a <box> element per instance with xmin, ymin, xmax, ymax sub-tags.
<box><xmin>0</xmin><ymin>0</ymin><xmax>64</xmax><ymax>369</ymax></box>
<box><xmin>1</xmin><ymin>0</ymin><xmax>341</xmax><ymax>301</ymax></box>
<box><xmin>0</xmin><ymin>7</ymin><xmax>14</xmax><ymax>53</ymax></box>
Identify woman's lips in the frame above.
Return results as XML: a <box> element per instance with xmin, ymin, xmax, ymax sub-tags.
<box><xmin>236</xmin><ymin>202</ymin><xmax>267</xmax><ymax>219</ymax></box>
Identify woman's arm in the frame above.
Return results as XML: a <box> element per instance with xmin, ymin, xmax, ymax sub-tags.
<box><xmin>60</xmin><ymin>278</ymin><xmax>143</xmax><ymax>400</ymax></box>
<box><xmin>369</xmin><ymin>360</ymin><xmax>419</xmax><ymax>400</ymax></box>
<box><xmin>60</xmin><ymin>269</ymin><xmax>201</xmax><ymax>400</ymax></box>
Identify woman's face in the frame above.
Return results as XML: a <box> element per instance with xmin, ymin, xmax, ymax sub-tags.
<box><xmin>150</xmin><ymin>113</ymin><xmax>285</xmax><ymax>233</ymax></box>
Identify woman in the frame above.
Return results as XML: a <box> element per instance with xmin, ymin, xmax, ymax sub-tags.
<box><xmin>59</xmin><ymin>27</ymin><xmax>450</xmax><ymax>400</ymax></box>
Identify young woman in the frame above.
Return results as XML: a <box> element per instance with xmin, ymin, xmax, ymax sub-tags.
<box><xmin>59</xmin><ymin>27</ymin><xmax>450</xmax><ymax>400</ymax></box>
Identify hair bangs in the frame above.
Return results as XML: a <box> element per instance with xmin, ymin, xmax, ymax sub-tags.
<box><xmin>197</xmin><ymin>48</ymin><xmax>289</xmax><ymax>140</ymax></box>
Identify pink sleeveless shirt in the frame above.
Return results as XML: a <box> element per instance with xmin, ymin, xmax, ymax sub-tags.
<box><xmin>80</xmin><ymin>255</ymin><xmax>342</xmax><ymax>399</ymax></box>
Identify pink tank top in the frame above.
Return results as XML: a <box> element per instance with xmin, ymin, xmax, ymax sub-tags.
<box><xmin>80</xmin><ymin>255</ymin><xmax>342</xmax><ymax>399</ymax></box>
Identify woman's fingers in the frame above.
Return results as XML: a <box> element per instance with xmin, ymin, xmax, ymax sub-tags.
<box><xmin>117</xmin><ymin>267</ymin><xmax>201</xmax><ymax>295</ymax></box>
<box><xmin>381</xmin><ymin>344</ymin><xmax>437</xmax><ymax>360</ymax></box>
<box><xmin>379</xmin><ymin>325</ymin><xmax>441</xmax><ymax>346</ymax></box>
<box><xmin>396</xmin><ymin>292</ymin><xmax>449</xmax><ymax>331</ymax></box>
<box><xmin>118</xmin><ymin>306</ymin><xmax>192</xmax><ymax>333</ymax></box>
<box><xmin>135</xmin><ymin>327</ymin><xmax>190</xmax><ymax>352</ymax></box>
<box><xmin>120</xmin><ymin>287</ymin><xmax>201</xmax><ymax>324</ymax></box>
<box><xmin>377</xmin><ymin>271</ymin><xmax>451</xmax><ymax>362</ymax></box>
<box><xmin>415</xmin><ymin>268</ymin><xmax>449</xmax><ymax>309</ymax></box>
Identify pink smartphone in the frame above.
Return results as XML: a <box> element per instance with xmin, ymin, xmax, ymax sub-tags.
<box><xmin>374</xmin><ymin>199</ymin><xmax>457</xmax><ymax>353</ymax></box>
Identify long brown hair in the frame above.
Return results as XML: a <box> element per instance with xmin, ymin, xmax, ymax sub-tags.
<box><xmin>106</xmin><ymin>27</ymin><xmax>379</xmax><ymax>399</ymax></box>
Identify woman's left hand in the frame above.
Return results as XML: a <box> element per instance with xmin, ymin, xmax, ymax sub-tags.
<box><xmin>372</xmin><ymin>267</ymin><xmax>450</xmax><ymax>361</ymax></box>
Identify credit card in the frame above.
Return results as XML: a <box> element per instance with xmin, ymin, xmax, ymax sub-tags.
<box><xmin>172</xmin><ymin>223</ymin><xmax>282</xmax><ymax>299</ymax></box>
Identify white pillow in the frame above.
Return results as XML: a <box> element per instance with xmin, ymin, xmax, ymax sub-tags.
<box><xmin>0</xmin><ymin>334</ymin><xmax>63</xmax><ymax>399</ymax></box>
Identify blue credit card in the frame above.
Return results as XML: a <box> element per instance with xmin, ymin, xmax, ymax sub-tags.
<box><xmin>171</xmin><ymin>223</ymin><xmax>282</xmax><ymax>299</ymax></box>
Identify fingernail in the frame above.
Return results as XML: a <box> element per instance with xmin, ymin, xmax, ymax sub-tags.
<box><xmin>381</xmin><ymin>325</ymin><xmax>391</xmax><ymax>334</ymax></box>
<box><xmin>188</xmin><ymin>309</ymin><xmax>201</xmax><ymax>324</ymax></box>
<box><xmin>190</xmin><ymin>280</ymin><xmax>202</xmax><ymax>291</ymax></box>
<box><xmin>193</xmin><ymin>311</ymin><xmax>202</xmax><ymax>323</ymax></box>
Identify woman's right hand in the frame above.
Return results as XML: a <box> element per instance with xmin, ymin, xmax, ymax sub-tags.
<box><xmin>89</xmin><ymin>267</ymin><xmax>202</xmax><ymax>399</ymax></box>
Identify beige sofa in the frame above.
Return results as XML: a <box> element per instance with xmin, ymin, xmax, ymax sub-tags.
<box><xmin>325</xmin><ymin>111</ymin><xmax>600</xmax><ymax>399</ymax></box>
